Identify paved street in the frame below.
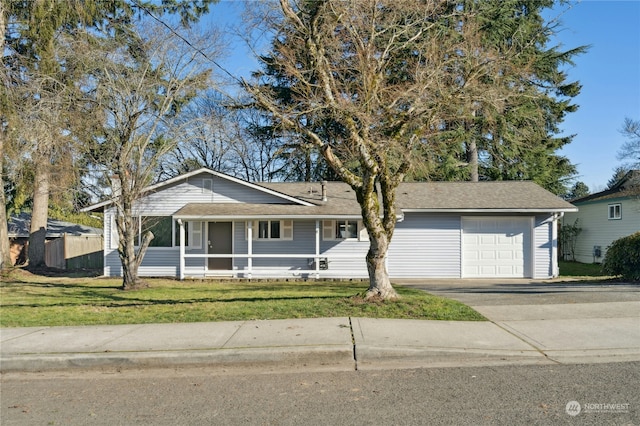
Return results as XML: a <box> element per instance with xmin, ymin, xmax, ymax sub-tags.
<box><xmin>2</xmin><ymin>362</ymin><xmax>638</xmax><ymax>425</ymax></box>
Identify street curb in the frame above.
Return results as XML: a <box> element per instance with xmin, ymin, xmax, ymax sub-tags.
<box><xmin>0</xmin><ymin>346</ymin><xmax>356</xmax><ymax>373</ymax></box>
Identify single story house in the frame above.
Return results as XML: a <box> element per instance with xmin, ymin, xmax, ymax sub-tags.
<box><xmin>562</xmin><ymin>170</ymin><xmax>639</xmax><ymax>263</ymax></box>
<box><xmin>83</xmin><ymin>168</ymin><xmax>577</xmax><ymax>280</ymax></box>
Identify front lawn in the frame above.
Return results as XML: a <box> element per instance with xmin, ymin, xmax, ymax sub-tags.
<box><xmin>558</xmin><ymin>260</ymin><xmax>605</xmax><ymax>277</ymax></box>
<box><xmin>0</xmin><ymin>269</ymin><xmax>485</xmax><ymax>327</ymax></box>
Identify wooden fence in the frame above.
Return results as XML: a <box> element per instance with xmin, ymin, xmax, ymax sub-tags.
<box><xmin>45</xmin><ymin>234</ymin><xmax>103</xmax><ymax>270</ymax></box>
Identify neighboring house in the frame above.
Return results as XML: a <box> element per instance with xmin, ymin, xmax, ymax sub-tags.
<box><xmin>562</xmin><ymin>170</ymin><xmax>640</xmax><ymax>264</ymax></box>
<box><xmin>7</xmin><ymin>213</ymin><xmax>103</xmax><ymax>269</ymax></box>
<box><xmin>82</xmin><ymin>168</ymin><xmax>576</xmax><ymax>280</ymax></box>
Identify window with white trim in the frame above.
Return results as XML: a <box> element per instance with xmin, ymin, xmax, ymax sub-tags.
<box><xmin>322</xmin><ymin>220</ymin><xmax>368</xmax><ymax>241</ymax></box>
<box><xmin>608</xmin><ymin>203</ymin><xmax>621</xmax><ymax>220</ymax></box>
<box><xmin>247</xmin><ymin>220</ymin><xmax>293</xmax><ymax>240</ymax></box>
<box><xmin>174</xmin><ymin>221</ymin><xmax>202</xmax><ymax>249</ymax></box>
<box><xmin>140</xmin><ymin>216</ymin><xmax>173</xmax><ymax>247</ymax></box>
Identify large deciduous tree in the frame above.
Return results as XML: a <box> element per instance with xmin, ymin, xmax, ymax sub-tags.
<box><xmin>245</xmin><ymin>0</ymin><xmax>582</xmax><ymax>299</ymax></box>
<box><xmin>84</xmin><ymin>23</ymin><xmax>220</xmax><ymax>289</ymax></box>
<box><xmin>245</xmin><ymin>0</ymin><xmax>469</xmax><ymax>299</ymax></box>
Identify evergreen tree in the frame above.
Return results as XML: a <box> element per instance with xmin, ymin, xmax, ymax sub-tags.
<box><xmin>607</xmin><ymin>166</ymin><xmax>631</xmax><ymax>189</ymax></box>
<box><xmin>565</xmin><ymin>181</ymin><xmax>590</xmax><ymax>200</ymax></box>
<box><xmin>435</xmin><ymin>0</ymin><xmax>584</xmax><ymax>194</ymax></box>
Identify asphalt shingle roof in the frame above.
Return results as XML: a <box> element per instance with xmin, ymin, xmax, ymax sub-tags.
<box><xmin>174</xmin><ymin>180</ymin><xmax>576</xmax><ymax>218</ymax></box>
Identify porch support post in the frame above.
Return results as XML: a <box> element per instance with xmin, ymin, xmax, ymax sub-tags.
<box><xmin>178</xmin><ymin>219</ymin><xmax>185</xmax><ymax>280</ymax></box>
<box><xmin>315</xmin><ymin>220</ymin><xmax>320</xmax><ymax>279</ymax></box>
<box><xmin>247</xmin><ymin>221</ymin><xmax>253</xmax><ymax>279</ymax></box>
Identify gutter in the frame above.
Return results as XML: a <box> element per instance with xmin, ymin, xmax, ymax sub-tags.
<box><xmin>400</xmin><ymin>208</ymin><xmax>578</xmax><ymax>213</ymax></box>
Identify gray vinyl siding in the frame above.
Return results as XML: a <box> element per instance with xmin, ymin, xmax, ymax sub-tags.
<box><xmin>136</xmin><ymin>174</ymin><xmax>289</xmax><ymax>215</ymax></box>
<box><xmin>319</xmin><ymin>235</ymin><xmax>369</xmax><ymax>279</ymax></box>
<box><xmin>388</xmin><ymin>213</ymin><xmax>461</xmax><ymax>278</ymax></box>
<box><xmin>534</xmin><ymin>214</ymin><xmax>554</xmax><ymax>278</ymax></box>
<box><xmin>105</xmin><ymin>249</ymin><xmax>180</xmax><ymax>277</ymax></box>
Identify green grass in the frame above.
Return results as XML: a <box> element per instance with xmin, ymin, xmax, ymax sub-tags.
<box><xmin>0</xmin><ymin>269</ymin><xmax>485</xmax><ymax>327</ymax></box>
<box><xmin>558</xmin><ymin>260</ymin><xmax>606</xmax><ymax>277</ymax></box>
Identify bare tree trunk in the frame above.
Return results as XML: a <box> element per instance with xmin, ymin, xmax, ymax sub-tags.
<box><xmin>364</xmin><ymin>234</ymin><xmax>397</xmax><ymax>300</ymax></box>
<box><xmin>116</xmin><ymin>205</ymin><xmax>153</xmax><ymax>290</ymax></box>
<box><xmin>466</xmin><ymin>139</ymin><xmax>479</xmax><ymax>182</ymax></box>
<box><xmin>0</xmin><ymin>2</ymin><xmax>13</xmax><ymax>270</ymax></box>
<box><xmin>357</xmin><ymin>179</ymin><xmax>398</xmax><ymax>300</ymax></box>
<box><xmin>0</xmin><ymin>133</ymin><xmax>12</xmax><ymax>269</ymax></box>
<box><xmin>28</xmin><ymin>163</ymin><xmax>50</xmax><ymax>268</ymax></box>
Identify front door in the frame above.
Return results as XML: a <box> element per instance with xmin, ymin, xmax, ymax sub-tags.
<box><xmin>207</xmin><ymin>222</ymin><xmax>233</xmax><ymax>270</ymax></box>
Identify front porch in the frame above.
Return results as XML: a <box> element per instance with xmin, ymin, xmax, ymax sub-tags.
<box><xmin>176</xmin><ymin>219</ymin><xmax>371</xmax><ymax>280</ymax></box>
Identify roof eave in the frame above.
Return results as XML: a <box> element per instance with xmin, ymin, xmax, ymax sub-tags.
<box><xmin>174</xmin><ymin>214</ymin><xmax>364</xmax><ymax>220</ymax></box>
<box><xmin>401</xmin><ymin>208</ymin><xmax>578</xmax><ymax>213</ymax></box>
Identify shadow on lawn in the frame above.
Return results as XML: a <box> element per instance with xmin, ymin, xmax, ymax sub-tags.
<box><xmin>2</xmin><ymin>292</ymin><xmax>351</xmax><ymax>309</ymax></box>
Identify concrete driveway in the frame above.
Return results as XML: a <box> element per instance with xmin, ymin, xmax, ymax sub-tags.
<box><xmin>396</xmin><ymin>278</ymin><xmax>640</xmax><ymax>364</ymax></box>
<box><xmin>396</xmin><ymin>278</ymin><xmax>640</xmax><ymax>307</ymax></box>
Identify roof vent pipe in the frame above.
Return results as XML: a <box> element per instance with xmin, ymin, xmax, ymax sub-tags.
<box><xmin>321</xmin><ymin>181</ymin><xmax>327</xmax><ymax>202</ymax></box>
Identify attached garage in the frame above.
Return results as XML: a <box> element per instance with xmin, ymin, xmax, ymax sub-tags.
<box><xmin>461</xmin><ymin>217</ymin><xmax>531</xmax><ymax>278</ymax></box>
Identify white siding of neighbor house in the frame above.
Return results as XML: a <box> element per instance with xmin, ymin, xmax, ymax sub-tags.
<box><xmin>563</xmin><ymin>197</ymin><xmax>640</xmax><ymax>264</ymax></box>
<box><xmin>388</xmin><ymin>214</ymin><xmax>462</xmax><ymax>278</ymax></box>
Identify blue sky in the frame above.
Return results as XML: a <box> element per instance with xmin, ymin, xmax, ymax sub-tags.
<box><xmin>205</xmin><ymin>1</ymin><xmax>640</xmax><ymax>191</ymax></box>
<box><xmin>550</xmin><ymin>1</ymin><xmax>640</xmax><ymax>191</ymax></box>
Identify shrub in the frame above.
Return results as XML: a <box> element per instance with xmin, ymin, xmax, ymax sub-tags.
<box><xmin>602</xmin><ymin>232</ymin><xmax>640</xmax><ymax>281</ymax></box>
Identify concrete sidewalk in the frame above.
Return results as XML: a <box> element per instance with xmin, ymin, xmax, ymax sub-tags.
<box><xmin>2</xmin><ymin>301</ymin><xmax>639</xmax><ymax>373</ymax></box>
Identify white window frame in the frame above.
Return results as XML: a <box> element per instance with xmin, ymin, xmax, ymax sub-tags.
<box><xmin>180</xmin><ymin>221</ymin><xmax>202</xmax><ymax>249</ymax></box>
<box><xmin>608</xmin><ymin>203</ymin><xmax>621</xmax><ymax>220</ymax></box>
<box><xmin>322</xmin><ymin>220</ymin><xmax>368</xmax><ymax>241</ymax></box>
<box><xmin>246</xmin><ymin>220</ymin><xmax>293</xmax><ymax>241</ymax></box>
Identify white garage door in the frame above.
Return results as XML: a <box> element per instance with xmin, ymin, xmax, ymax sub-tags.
<box><xmin>462</xmin><ymin>217</ymin><xmax>531</xmax><ymax>278</ymax></box>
